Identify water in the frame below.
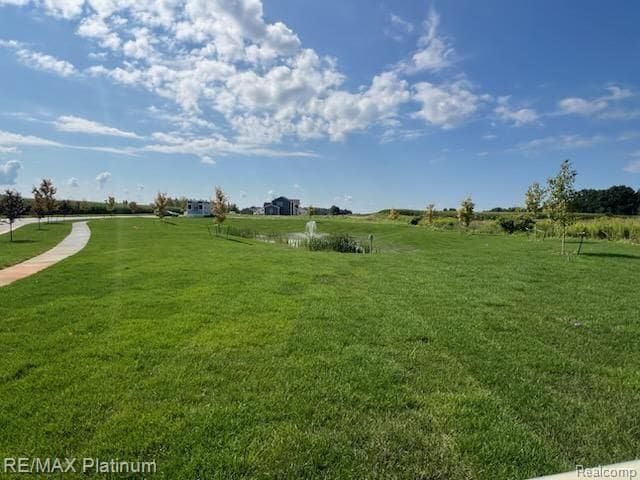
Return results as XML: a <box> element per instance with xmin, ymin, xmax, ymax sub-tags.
<box><xmin>305</xmin><ymin>221</ymin><xmax>317</xmax><ymax>239</ymax></box>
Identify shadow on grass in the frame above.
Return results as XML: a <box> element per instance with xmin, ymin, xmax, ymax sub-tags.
<box><xmin>224</xmin><ymin>237</ymin><xmax>254</xmax><ymax>246</ymax></box>
<box><xmin>581</xmin><ymin>252</ymin><xmax>640</xmax><ymax>260</ymax></box>
<box><xmin>7</xmin><ymin>239</ymin><xmax>36</xmax><ymax>244</ymax></box>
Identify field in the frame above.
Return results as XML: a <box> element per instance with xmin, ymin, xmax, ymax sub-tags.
<box><xmin>0</xmin><ymin>222</ymin><xmax>71</xmax><ymax>268</ymax></box>
<box><xmin>1</xmin><ymin>216</ymin><xmax>639</xmax><ymax>479</ymax></box>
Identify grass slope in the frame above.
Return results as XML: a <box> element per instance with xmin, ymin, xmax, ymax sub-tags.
<box><xmin>0</xmin><ymin>222</ymin><xmax>72</xmax><ymax>269</ymax></box>
<box><xmin>1</xmin><ymin>217</ymin><xmax>639</xmax><ymax>479</ymax></box>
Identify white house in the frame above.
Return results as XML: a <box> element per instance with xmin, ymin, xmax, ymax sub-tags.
<box><xmin>185</xmin><ymin>199</ymin><xmax>211</xmax><ymax>216</ymax></box>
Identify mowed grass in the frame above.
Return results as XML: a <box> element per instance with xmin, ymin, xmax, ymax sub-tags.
<box><xmin>0</xmin><ymin>222</ymin><xmax>72</xmax><ymax>268</ymax></box>
<box><xmin>1</xmin><ymin>216</ymin><xmax>639</xmax><ymax>479</ymax></box>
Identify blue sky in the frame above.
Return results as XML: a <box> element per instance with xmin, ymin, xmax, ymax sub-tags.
<box><xmin>0</xmin><ymin>0</ymin><xmax>639</xmax><ymax>212</ymax></box>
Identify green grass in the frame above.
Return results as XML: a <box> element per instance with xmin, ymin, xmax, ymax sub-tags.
<box><xmin>0</xmin><ymin>222</ymin><xmax>72</xmax><ymax>268</ymax></box>
<box><xmin>1</xmin><ymin>217</ymin><xmax>639</xmax><ymax>479</ymax></box>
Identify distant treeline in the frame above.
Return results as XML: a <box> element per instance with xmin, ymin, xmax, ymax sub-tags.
<box><xmin>379</xmin><ymin>185</ymin><xmax>640</xmax><ymax>218</ymax></box>
<box><xmin>20</xmin><ymin>198</ymin><xmax>156</xmax><ymax>216</ymax></box>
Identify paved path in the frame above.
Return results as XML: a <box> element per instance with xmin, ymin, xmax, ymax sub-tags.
<box><xmin>0</xmin><ymin>221</ymin><xmax>91</xmax><ymax>287</ymax></box>
<box><xmin>0</xmin><ymin>215</ymin><xmax>153</xmax><ymax>236</ymax></box>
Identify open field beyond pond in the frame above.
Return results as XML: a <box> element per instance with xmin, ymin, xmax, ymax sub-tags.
<box><xmin>1</xmin><ymin>216</ymin><xmax>639</xmax><ymax>479</ymax></box>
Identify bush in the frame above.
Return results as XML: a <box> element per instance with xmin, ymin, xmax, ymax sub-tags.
<box><xmin>409</xmin><ymin>216</ymin><xmax>421</xmax><ymax>225</ymax></box>
<box><xmin>308</xmin><ymin>233</ymin><xmax>363</xmax><ymax>253</ymax></box>
<box><xmin>497</xmin><ymin>215</ymin><xmax>535</xmax><ymax>234</ymax></box>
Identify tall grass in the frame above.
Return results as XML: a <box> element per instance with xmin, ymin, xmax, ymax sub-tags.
<box><xmin>535</xmin><ymin>217</ymin><xmax>640</xmax><ymax>243</ymax></box>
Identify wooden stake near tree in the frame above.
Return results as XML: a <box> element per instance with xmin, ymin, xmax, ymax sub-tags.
<box><xmin>0</xmin><ymin>189</ymin><xmax>26</xmax><ymax>242</ymax></box>
<box><xmin>544</xmin><ymin>159</ymin><xmax>577</xmax><ymax>255</ymax></box>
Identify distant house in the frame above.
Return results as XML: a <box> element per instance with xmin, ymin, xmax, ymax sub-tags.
<box><xmin>263</xmin><ymin>196</ymin><xmax>300</xmax><ymax>216</ymax></box>
<box><xmin>185</xmin><ymin>199</ymin><xmax>211</xmax><ymax>216</ymax></box>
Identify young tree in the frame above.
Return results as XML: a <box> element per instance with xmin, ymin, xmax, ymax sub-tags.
<box><xmin>544</xmin><ymin>159</ymin><xmax>577</xmax><ymax>255</ymax></box>
<box><xmin>308</xmin><ymin>205</ymin><xmax>315</xmax><ymax>217</ymax></box>
<box><xmin>154</xmin><ymin>192</ymin><xmax>169</xmax><ymax>221</ymax></box>
<box><xmin>106</xmin><ymin>196</ymin><xmax>116</xmax><ymax>216</ymax></box>
<box><xmin>388</xmin><ymin>208</ymin><xmax>399</xmax><ymax>220</ymax></box>
<box><xmin>525</xmin><ymin>181</ymin><xmax>545</xmax><ymax>217</ymax></box>
<box><xmin>31</xmin><ymin>187</ymin><xmax>46</xmax><ymax>229</ymax></box>
<box><xmin>0</xmin><ymin>189</ymin><xmax>26</xmax><ymax>242</ymax></box>
<box><xmin>457</xmin><ymin>197</ymin><xmax>475</xmax><ymax>227</ymax></box>
<box><xmin>38</xmin><ymin>178</ymin><xmax>57</xmax><ymax>222</ymax></box>
<box><xmin>212</xmin><ymin>186</ymin><xmax>228</xmax><ymax>224</ymax></box>
<box><xmin>424</xmin><ymin>203</ymin><xmax>436</xmax><ymax>225</ymax></box>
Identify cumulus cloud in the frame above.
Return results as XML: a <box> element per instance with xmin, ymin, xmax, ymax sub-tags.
<box><xmin>54</xmin><ymin>115</ymin><xmax>142</xmax><ymax>139</ymax></box>
<box><xmin>412</xmin><ymin>81</ymin><xmax>488</xmax><ymax>129</ymax></box>
<box><xmin>67</xmin><ymin>177</ymin><xmax>79</xmax><ymax>187</ymax></box>
<box><xmin>0</xmin><ymin>159</ymin><xmax>21</xmax><ymax>185</ymax></box>
<box><xmin>95</xmin><ymin>171</ymin><xmax>111</xmax><ymax>189</ymax></box>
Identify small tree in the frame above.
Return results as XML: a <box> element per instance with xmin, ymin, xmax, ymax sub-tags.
<box><xmin>38</xmin><ymin>178</ymin><xmax>57</xmax><ymax>222</ymax></box>
<box><xmin>388</xmin><ymin>208</ymin><xmax>399</xmax><ymax>220</ymax></box>
<box><xmin>212</xmin><ymin>186</ymin><xmax>228</xmax><ymax>225</ymax></box>
<box><xmin>0</xmin><ymin>189</ymin><xmax>26</xmax><ymax>241</ymax></box>
<box><xmin>424</xmin><ymin>203</ymin><xmax>436</xmax><ymax>225</ymax></box>
<box><xmin>544</xmin><ymin>159</ymin><xmax>577</xmax><ymax>255</ymax></box>
<box><xmin>308</xmin><ymin>205</ymin><xmax>315</xmax><ymax>217</ymax></box>
<box><xmin>31</xmin><ymin>187</ymin><xmax>46</xmax><ymax>229</ymax></box>
<box><xmin>458</xmin><ymin>197</ymin><xmax>475</xmax><ymax>227</ymax></box>
<box><xmin>129</xmin><ymin>201</ymin><xmax>138</xmax><ymax>214</ymax></box>
<box><xmin>106</xmin><ymin>196</ymin><xmax>116</xmax><ymax>216</ymax></box>
<box><xmin>525</xmin><ymin>181</ymin><xmax>545</xmax><ymax>218</ymax></box>
<box><xmin>154</xmin><ymin>192</ymin><xmax>169</xmax><ymax>221</ymax></box>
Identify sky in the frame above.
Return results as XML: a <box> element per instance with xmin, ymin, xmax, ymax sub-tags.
<box><xmin>0</xmin><ymin>0</ymin><xmax>639</xmax><ymax>212</ymax></box>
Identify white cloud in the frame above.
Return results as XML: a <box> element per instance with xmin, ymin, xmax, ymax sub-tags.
<box><xmin>0</xmin><ymin>40</ymin><xmax>76</xmax><ymax>77</ymax></box>
<box><xmin>623</xmin><ymin>160</ymin><xmax>640</xmax><ymax>173</ymax></box>
<box><xmin>54</xmin><ymin>115</ymin><xmax>142</xmax><ymax>139</ymax></box>
<box><xmin>95</xmin><ymin>171</ymin><xmax>111</xmax><ymax>189</ymax></box>
<box><xmin>0</xmin><ymin>129</ymin><xmax>62</xmax><ymax>147</ymax></box>
<box><xmin>518</xmin><ymin>134</ymin><xmax>606</xmax><ymax>152</ymax></box>
<box><xmin>412</xmin><ymin>81</ymin><xmax>487</xmax><ymax>129</ymax></box>
<box><xmin>200</xmin><ymin>155</ymin><xmax>216</xmax><ymax>164</ymax></box>
<box><xmin>557</xmin><ymin>85</ymin><xmax>634</xmax><ymax>116</ymax></box>
<box><xmin>137</xmin><ymin>183</ymin><xmax>144</xmax><ymax>191</ymax></box>
<box><xmin>482</xmin><ymin>134</ymin><xmax>497</xmax><ymax>140</ymax></box>
<box><xmin>401</xmin><ymin>9</ymin><xmax>454</xmax><ymax>74</ymax></box>
<box><xmin>494</xmin><ymin>96</ymin><xmax>539</xmax><ymax>126</ymax></box>
<box><xmin>0</xmin><ymin>146</ymin><xmax>20</xmax><ymax>153</ymax></box>
<box><xmin>0</xmin><ymin>160</ymin><xmax>21</xmax><ymax>185</ymax></box>
<box><xmin>385</xmin><ymin>13</ymin><xmax>414</xmax><ymax>42</ymax></box>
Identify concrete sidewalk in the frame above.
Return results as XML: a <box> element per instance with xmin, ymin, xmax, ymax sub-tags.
<box><xmin>0</xmin><ymin>221</ymin><xmax>91</xmax><ymax>287</ymax></box>
<box><xmin>0</xmin><ymin>215</ymin><xmax>153</xmax><ymax>236</ymax></box>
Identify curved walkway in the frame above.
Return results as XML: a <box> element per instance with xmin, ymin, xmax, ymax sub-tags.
<box><xmin>0</xmin><ymin>215</ymin><xmax>153</xmax><ymax>236</ymax></box>
<box><xmin>0</xmin><ymin>221</ymin><xmax>91</xmax><ymax>287</ymax></box>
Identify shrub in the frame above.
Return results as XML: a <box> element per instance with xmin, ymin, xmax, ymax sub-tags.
<box><xmin>497</xmin><ymin>215</ymin><xmax>535</xmax><ymax>234</ymax></box>
<box><xmin>308</xmin><ymin>233</ymin><xmax>362</xmax><ymax>253</ymax></box>
<box><xmin>409</xmin><ymin>216</ymin><xmax>421</xmax><ymax>225</ymax></box>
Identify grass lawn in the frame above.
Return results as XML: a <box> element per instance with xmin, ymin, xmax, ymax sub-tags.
<box><xmin>1</xmin><ymin>216</ymin><xmax>639</xmax><ymax>479</ymax></box>
<box><xmin>0</xmin><ymin>222</ymin><xmax>72</xmax><ymax>269</ymax></box>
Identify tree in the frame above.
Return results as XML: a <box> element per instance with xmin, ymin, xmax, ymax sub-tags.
<box><xmin>58</xmin><ymin>199</ymin><xmax>72</xmax><ymax>218</ymax></box>
<box><xmin>329</xmin><ymin>205</ymin><xmax>341</xmax><ymax>216</ymax></box>
<box><xmin>129</xmin><ymin>201</ymin><xmax>138</xmax><ymax>214</ymax></box>
<box><xmin>424</xmin><ymin>203</ymin><xmax>435</xmax><ymax>225</ymax></box>
<box><xmin>106</xmin><ymin>196</ymin><xmax>116</xmax><ymax>216</ymax></box>
<box><xmin>154</xmin><ymin>192</ymin><xmax>169</xmax><ymax>221</ymax></box>
<box><xmin>525</xmin><ymin>181</ymin><xmax>545</xmax><ymax>217</ymax></box>
<box><xmin>308</xmin><ymin>205</ymin><xmax>316</xmax><ymax>217</ymax></box>
<box><xmin>31</xmin><ymin>187</ymin><xmax>46</xmax><ymax>229</ymax></box>
<box><xmin>457</xmin><ymin>197</ymin><xmax>475</xmax><ymax>227</ymax></box>
<box><xmin>38</xmin><ymin>178</ymin><xmax>57</xmax><ymax>222</ymax></box>
<box><xmin>212</xmin><ymin>186</ymin><xmax>228</xmax><ymax>224</ymax></box>
<box><xmin>0</xmin><ymin>189</ymin><xmax>26</xmax><ymax>242</ymax></box>
<box><xmin>388</xmin><ymin>208</ymin><xmax>399</xmax><ymax>220</ymax></box>
<box><xmin>544</xmin><ymin>159</ymin><xmax>577</xmax><ymax>255</ymax></box>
